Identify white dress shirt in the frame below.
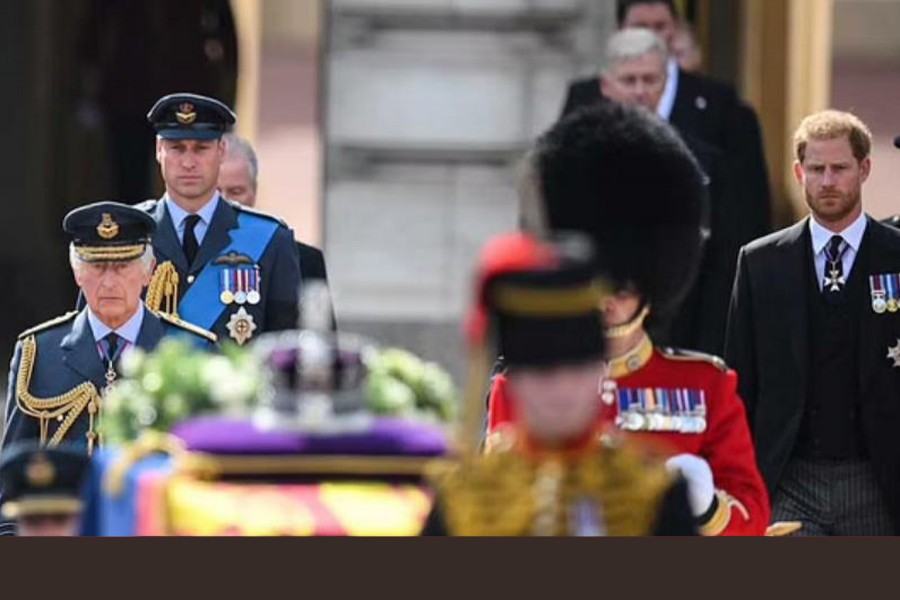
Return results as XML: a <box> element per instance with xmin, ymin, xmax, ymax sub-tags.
<box><xmin>656</xmin><ymin>58</ymin><xmax>679</xmax><ymax>121</ymax></box>
<box><xmin>165</xmin><ymin>193</ymin><xmax>221</xmax><ymax>247</ymax></box>
<box><xmin>808</xmin><ymin>212</ymin><xmax>867</xmax><ymax>291</ymax></box>
<box><xmin>86</xmin><ymin>303</ymin><xmax>145</xmax><ymax>360</ymax></box>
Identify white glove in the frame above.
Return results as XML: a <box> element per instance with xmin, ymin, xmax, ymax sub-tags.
<box><xmin>665</xmin><ymin>454</ymin><xmax>715</xmax><ymax>517</ymax></box>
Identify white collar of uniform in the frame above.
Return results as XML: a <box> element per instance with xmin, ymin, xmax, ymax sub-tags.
<box><xmin>808</xmin><ymin>211</ymin><xmax>867</xmax><ymax>256</ymax></box>
<box><xmin>656</xmin><ymin>57</ymin><xmax>679</xmax><ymax>121</ymax></box>
<box><xmin>86</xmin><ymin>303</ymin><xmax>145</xmax><ymax>345</ymax></box>
<box><xmin>164</xmin><ymin>192</ymin><xmax>220</xmax><ymax>229</ymax></box>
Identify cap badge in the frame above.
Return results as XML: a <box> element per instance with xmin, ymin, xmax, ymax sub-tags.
<box><xmin>26</xmin><ymin>453</ymin><xmax>55</xmax><ymax>488</ymax></box>
<box><xmin>176</xmin><ymin>103</ymin><xmax>197</xmax><ymax>125</ymax></box>
<box><xmin>97</xmin><ymin>213</ymin><xmax>120</xmax><ymax>240</ymax></box>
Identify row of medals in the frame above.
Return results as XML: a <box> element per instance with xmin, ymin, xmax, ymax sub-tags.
<box><xmin>601</xmin><ymin>380</ymin><xmax>708</xmax><ymax>434</ymax></box>
<box><xmin>220</xmin><ymin>267</ymin><xmax>261</xmax><ymax>306</ymax></box>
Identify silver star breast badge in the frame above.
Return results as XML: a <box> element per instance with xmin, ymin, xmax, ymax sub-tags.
<box><xmin>226</xmin><ymin>307</ymin><xmax>257</xmax><ymax>346</ymax></box>
<box><xmin>887</xmin><ymin>340</ymin><xmax>900</xmax><ymax>368</ymax></box>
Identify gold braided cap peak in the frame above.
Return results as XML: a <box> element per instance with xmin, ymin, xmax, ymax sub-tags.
<box><xmin>154</xmin><ymin>311</ymin><xmax>217</xmax><ymax>344</ymax></box>
<box><xmin>17</xmin><ymin>311</ymin><xmax>78</xmax><ymax>341</ymax></box>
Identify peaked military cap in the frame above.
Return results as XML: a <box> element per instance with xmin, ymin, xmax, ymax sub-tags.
<box><xmin>0</xmin><ymin>442</ymin><xmax>91</xmax><ymax>519</ymax></box>
<box><xmin>147</xmin><ymin>93</ymin><xmax>236</xmax><ymax>140</ymax></box>
<box><xmin>63</xmin><ymin>201</ymin><xmax>156</xmax><ymax>262</ymax></box>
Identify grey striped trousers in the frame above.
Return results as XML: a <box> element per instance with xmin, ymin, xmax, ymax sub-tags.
<box><xmin>772</xmin><ymin>458</ymin><xmax>894</xmax><ymax>536</ymax></box>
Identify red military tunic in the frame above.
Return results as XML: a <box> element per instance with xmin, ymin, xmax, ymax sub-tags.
<box><xmin>487</xmin><ymin>335</ymin><xmax>770</xmax><ymax>536</ymax></box>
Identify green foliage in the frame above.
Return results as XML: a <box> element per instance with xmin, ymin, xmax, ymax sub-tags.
<box><xmin>363</xmin><ymin>348</ymin><xmax>457</xmax><ymax>422</ymax></box>
<box><xmin>99</xmin><ymin>339</ymin><xmax>264</xmax><ymax>445</ymax></box>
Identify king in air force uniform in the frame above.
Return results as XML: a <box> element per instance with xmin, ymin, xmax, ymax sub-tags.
<box><xmin>2</xmin><ymin>202</ymin><xmax>216</xmax><ymax>457</ymax></box>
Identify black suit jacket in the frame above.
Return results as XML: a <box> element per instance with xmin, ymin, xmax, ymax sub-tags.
<box><xmin>725</xmin><ymin>217</ymin><xmax>900</xmax><ymax>532</ymax></box>
<box><xmin>671</xmin><ymin>72</ymin><xmax>772</xmax><ymax>237</ymax></box>
<box><xmin>297</xmin><ymin>241</ymin><xmax>328</xmax><ymax>282</ymax></box>
<box><xmin>562</xmin><ymin>72</ymin><xmax>734</xmax><ymax>147</ymax></box>
<box><xmin>562</xmin><ymin>72</ymin><xmax>771</xmax><ymax>235</ymax></box>
<box><xmin>296</xmin><ymin>240</ymin><xmax>337</xmax><ymax>331</ymax></box>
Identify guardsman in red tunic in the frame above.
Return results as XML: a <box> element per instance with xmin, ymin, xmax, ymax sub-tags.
<box><xmin>488</xmin><ymin>322</ymin><xmax>771</xmax><ymax>536</ymax></box>
<box><xmin>422</xmin><ymin>232</ymin><xmax>698</xmax><ymax>536</ymax></box>
<box><xmin>487</xmin><ymin>101</ymin><xmax>772</xmax><ymax>535</ymax></box>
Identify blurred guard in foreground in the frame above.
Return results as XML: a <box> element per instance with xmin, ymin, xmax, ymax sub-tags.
<box><xmin>422</xmin><ymin>233</ymin><xmax>697</xmax><ymax>536</ymax></box>
<box><xmin>0</xmin><ymin>443</ymin><xmax>91</xmax><ymax>536</ymax></box>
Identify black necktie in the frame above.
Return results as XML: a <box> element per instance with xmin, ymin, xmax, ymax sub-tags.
<box><xmin>104</xmin><ymin>332</ymin><xmax>120</xmax><ymax>364</ymax></box>
<box><xmin>183</xmin><ymin>214</ymin><xmax>201</xmax><ymax>266</ymax></box>
<box><xmin>823</xmin><ymin>235</ymin><xmax>848</xmax><ymax>295</ymax></box>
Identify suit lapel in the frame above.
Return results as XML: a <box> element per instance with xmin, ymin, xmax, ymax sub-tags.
<box><xmin>135</xmin><ymin>309</ymin><xmax>166</xmax><ymax>351</ymax></box>
<box><xmin>858</xmin><ymin>218</ymin><xmax>885</xmax><ymax>398</ymax></box>
<box><xmin>778</xmin><ymin>220</ymin><xmax>812</xmax><ymax>395</ymax></box>
<box><xmin>669</xmin><ymin>70</ymin><xmax>699</xmax><ymax>133</ymax></box>
<box><xmin>191</xmin><ymin>199</ymin><xmax>238</xmax><ymax>272</ymax></box>
<box><xmin>152</xmin><ymin>199</ymin><xmax>189</xmax><ymax>273</ymax></box>
<box><xmin>60</xmin><ymin>310</ymin><xmax>106</xmax><ymax>386</ymax></box>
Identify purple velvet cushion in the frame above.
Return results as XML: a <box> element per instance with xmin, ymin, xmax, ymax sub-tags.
<box><xmin>171</xmin><ymin>416</ymin><xmax>448</xmax><ymax>457</ymax></box>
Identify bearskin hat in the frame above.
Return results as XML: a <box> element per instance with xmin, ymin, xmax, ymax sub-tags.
<box><xmin>530</xmin><ymin>102</ymin><xmax>706</xmax><ymax>327</ymax></box>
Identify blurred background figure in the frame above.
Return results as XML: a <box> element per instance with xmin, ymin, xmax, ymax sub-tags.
<box><xmin>0</xmin><ymin>443</ymin><xmax>91</xmax><ymax>536</ymax></box>
<box><xmin>219</xmin><ymin>133</ymin><xmax>331</xmax><ymax>288</ymax></box>
<box><xmin>218</xmin><ymin>134</ymin><xmax>260</xmax><ymax>208</ymax></box>
<box><xmin>671</xmin><ymin>19</ymin><xmax>702</xmax><ymax>73</ymax></box>
<box><xmin>587</xmin><ymin>28</ymin><xmax>744</xmax><ymax>355</ymax></box>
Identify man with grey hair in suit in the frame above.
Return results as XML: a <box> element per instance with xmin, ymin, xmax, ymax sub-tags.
<box><xmin>218</xmin><ymin>134</ymin><xmax>334</xmax><ymax>323</ymax></box>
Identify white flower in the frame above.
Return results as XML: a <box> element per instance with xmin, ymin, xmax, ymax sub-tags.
<box><xmin>208</xmin><ymin>369</ymin><xmax>258</xmax><ymax>410</ymax></box>
<box><xmin>119</xmin><ymin>348</ymin><xmax>146</xmax><ymax>378</ymax></box>
<box><xmin>200</xmin><ymin>356</ymin><xmax>234</xmax><ymax>388</ymax></box>
<box><xmin>141</xmin><ymin>372</ymin><xmax>164</xmax><ymax>394</ymax></box>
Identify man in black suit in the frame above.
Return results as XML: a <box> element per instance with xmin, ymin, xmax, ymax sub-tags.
<box><xmin>726</xmin><ymin>110</ymin><xmax>900</xmax><ymax>535</ymax></box>
<box><xmin>584</xmin><ymin>28</ymin><xmax>739</xmax><ymax>355</ymax></box>
<box><xmin>562</xmin><ymin>0</ymin><xmax>771</xmax><ymax>240</ymax></box>
<box><xmin>218</xmin><ymin>134</ymin><xmax>335</xmax><ymax>329</ymax></box>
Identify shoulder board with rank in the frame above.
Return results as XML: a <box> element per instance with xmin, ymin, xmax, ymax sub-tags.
<box><xmin>659</xmin><ymin>347</ymin><xmax>727</xmax><ymax>372</ymax></box>
<box><xmin>17</xmin><ymin>311</ymin><xmax>78</xmax><ymax>340</ymax></box>
<box><xmin>134</xmin><ymin>198</ymin><xmax>159</xmax><ymax>213</ymax></box>
<box><xmin>227</xmin><ymin>199</ymin><xmax>289</xmax><ymax>229</ymax></box>
<box><xmin>156</xmin><ymin>311</ymin><xmax>218</xmax><ymax>344</ymax></box>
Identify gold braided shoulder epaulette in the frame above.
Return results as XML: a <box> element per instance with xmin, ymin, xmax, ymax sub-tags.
<box><xmin>17</xmin><ymin>311</ymin><xmax>78</xmax><ymax>340</ymax></box>
<box><xmin>15</xmin><ymin>335</ymin><xmax>102</xmax><ymax>453</ymax></box>
<box><xmin>146</xmin><ymin>260</ymin><xmax>180</xmax><ymax>316</ymax></box>
<box><xmin>155</xmin><ymin>311</ymin><xmax>217</xmax><ymax>344</ymax></box>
